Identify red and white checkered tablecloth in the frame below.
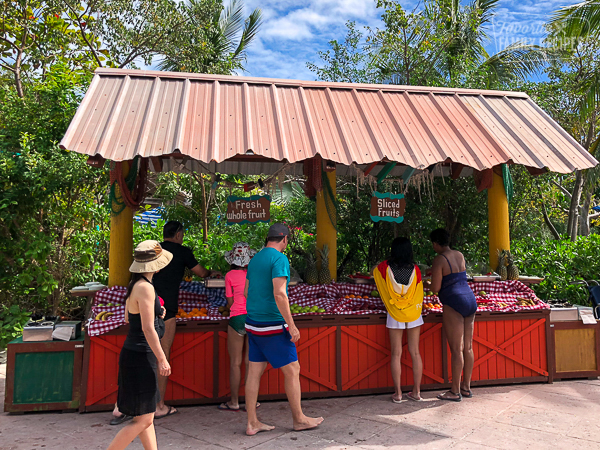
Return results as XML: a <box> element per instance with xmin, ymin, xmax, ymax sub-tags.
<box><xmin>87</xmin><ymin>287</ymin><xmax>128</xmax><ymax>336</ymax></box>
<box><xmin>87</xmin><ymin>286</ymin><xmax>222</xmax><ymax>336</ymax></box>
<box><xmin>421</xmin><ymin>281</ymin><xmax>549</xmax><ymax>315</ymax></box>
<box><xmin>87</xmin><ymin>281</ymin><xmax>549</xmax><ymax>336</ymax></box>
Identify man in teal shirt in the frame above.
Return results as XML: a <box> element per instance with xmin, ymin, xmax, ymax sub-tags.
<box><xmin>243</xmin><ymin>223</ymin><xmax>323</xmax><ymax>436</ymax></box>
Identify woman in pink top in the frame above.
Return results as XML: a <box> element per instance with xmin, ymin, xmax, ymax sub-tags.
<box><xmin>219</xmin><ymin>242</ymin><xmax>256</xmax><ymax>411</ymax></box>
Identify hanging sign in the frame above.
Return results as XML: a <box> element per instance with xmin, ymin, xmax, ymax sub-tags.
<box><xmin>370</xmin><ymin>192</ymin><xmax>405</xmax><ymax>223</ymax></box>
<box><xmin>226</xmin><ymin>195</ymin><xmax>271</xmax><ymax>225</ymax></box>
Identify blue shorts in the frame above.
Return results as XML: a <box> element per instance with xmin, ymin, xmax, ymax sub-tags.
<box><xmin>247</xmin><ymin>327</ymin><xmax>298</xmax><ymax>369</ymax></box>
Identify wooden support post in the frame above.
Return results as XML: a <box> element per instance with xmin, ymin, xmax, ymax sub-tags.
<box><xmin>488</xmin><ymin>170</ymin><xmax>510</xmax><ymax>270</ymax></box>
<box><xmin>316</xmin><ymin>169</ymin><xmax>337</xmax><ymax>281</ymax></box>
<box><xmin>108</xmin><ymin>162</ymin><xmax>133</xmax><ymax>287</ymax></box>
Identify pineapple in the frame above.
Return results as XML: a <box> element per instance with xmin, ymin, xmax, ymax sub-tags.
<box><xmin>305</xmin><ymin>254</ymin><xmax>319</xmax><ymax>285</ymax></box>
<box><xmin>506</xmin><ymin>251</ymin><xmax>520</xmax><ymax>281</ymax></box>
<box><xmin>496</xmin><ymin>250</ymin><xmax>508</xmax><ymax>281</ymax></box>
<box><xmin>317</xmin><ymin>245</ymin><xmax>332</xmax><ymax>285</ymax></box>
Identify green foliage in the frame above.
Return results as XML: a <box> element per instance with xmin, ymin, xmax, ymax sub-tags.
<box><xmin>158</xmin><ymin>0</ymin><xmax>263</xmax><ymax>74</ymax></box>
<box><xmin>306</xmin><ymin>21</ymin><xmax>381</xmax><ymax>83</ymax></box>
<box><xmin>0</xmin><ymin>305</ymin><xmax>30</xmax><ymax>349</ymax></box>
<box><xmin>513</xmin><ymin>234</ymin><xmax>600</xmax><ymax>305</ymax></box>
<box><xmin>0</xmin><ymin>65</ymin><xmax>108</xmax><ymax>315</ymax></box>
<box><xmin>309</xmin><ymin>0</ymin><xmax>550</xmax><ymax>89</ymax></box>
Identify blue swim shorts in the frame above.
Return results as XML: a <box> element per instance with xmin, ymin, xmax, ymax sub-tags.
<box><xmin>246</xmin><ymin>319</ymin><xmax>298</xmax><ymax>369</ymax></box>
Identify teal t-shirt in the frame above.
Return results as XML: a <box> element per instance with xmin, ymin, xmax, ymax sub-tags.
<box><xmin>246</xmin><ymin>247</ymin><xmax>290</xmax><ymax>323</ymax></box>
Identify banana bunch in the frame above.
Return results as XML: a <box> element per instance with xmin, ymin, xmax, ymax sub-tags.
<box><xmin>94</xmin><ymin>311</ymin><xmax>115</xmax><ymax>321</ymax></box>
<box><xmin>516</xmin><ymin>297</ymin><xmax>536</xmax><ymax>307</ymax></box>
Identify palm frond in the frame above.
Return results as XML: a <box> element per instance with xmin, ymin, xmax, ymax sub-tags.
<box><xmin>549</xmin><ymin>0</ymin><xmax>600</xmax><ymax>39</ymax></box>
<box><xmin>581</xmin><ymin>75</ymin><xmax>600</xmax><ymax>119</ymax></box>
<box><xmin>480</xmin><ymin>41</ymin><xmax>554</xmax><ymax>85</ymax></box>
<box><xmin>472</xmin><ymin>0</ymin><xmax>500</xmax><ymax>28</ymax></box>
<box><xmin>231</xmin><ymin>8</ymin><xmax>263</xmax><ymax>63</ymax></box>
<box><xmin>220</xmin><ymin>0</ymin><xmax>245</xmax><ymax>51</ymax></box>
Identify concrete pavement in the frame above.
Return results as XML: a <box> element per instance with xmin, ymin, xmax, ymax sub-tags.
<box><xmin>1</xmin><ymin>362</ymin><xmax>600</xmax><ymax>449</ymax></box>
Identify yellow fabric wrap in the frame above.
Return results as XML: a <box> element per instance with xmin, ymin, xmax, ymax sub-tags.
<box><xmin>373</xmin><ymin>265</ymin><xmax>423</xmax><ymax>323</ymax></box>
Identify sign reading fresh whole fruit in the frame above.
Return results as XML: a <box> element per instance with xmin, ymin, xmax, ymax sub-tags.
<box><xmin>226</xmin><ymin>195</ymin><xmax>271</xmax><ymax>225</ymax></box>
<box><xmin>370</xmin><ymin>192</ymin><xmax>406</xmax><ymax>223</ymax></box>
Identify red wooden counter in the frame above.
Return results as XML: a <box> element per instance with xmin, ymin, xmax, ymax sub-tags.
<box><xmin>80</xmin><ymin>309</ymin><xmax>551</xmax><ymax>412</ymax></box>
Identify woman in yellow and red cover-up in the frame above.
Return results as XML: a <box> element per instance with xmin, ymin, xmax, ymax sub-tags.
<box><xmin>373</xmin><ymin>237</ymin><xmax>424</xmax><ymax>403</ymax></box>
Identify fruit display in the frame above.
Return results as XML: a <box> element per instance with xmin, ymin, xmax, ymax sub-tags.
<box><xmin>218</xmin><ymin>306</ymin><xmax>231</xmax><ymax>317</ymax></box>
<box><xmin>506</xmin><ymin>252</ymin><xmax>520</xmax><ymax>281</ymax></box>
<box><xmin>317</xmin><ymin>245</ymin><xmax>332</xmax><ymax>284</ymax></box>
<box><xmin>176</xmin><ymin>307</ymin><xmax>208</xmax><ymax>319</ymax></box>
<box><xmin>496</xmin><ymin>250</ymin><xmax>508</xmax><ymax>281</ymax></box>
<box><xmin>305</xmin><ymin>254</ymin><xmax>319</xmax><ymax>285</ymax></box>
<box><xmin>495</xmin><ymin>249</ymin><xmax>520</xmax><ymax>281</ymax></box>
<box><xmin>94</xmin><ymin>311</ymin><xmax>115</xmax><ymax>321</ymax></box>
<box><xmin>290</xmin><ymin>303</ymin><xmax>326</xmax><ymax>314</ymax></box>
<box><xmin>516</xmin><ymin>297</ymin><xmax>536</xmax><ymax>307</ymax></box>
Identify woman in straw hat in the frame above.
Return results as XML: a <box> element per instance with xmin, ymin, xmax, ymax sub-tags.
<box><xmin>218</xmin><ymin>242</ymin><xmax>257</xmax><ymax>412</ymax></box>
<box><xmin>108</xmin><ymin>241</ymin><xmax>173</xmax><ymax>450</ymax></box>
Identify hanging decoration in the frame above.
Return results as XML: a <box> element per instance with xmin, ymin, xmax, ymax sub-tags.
<box><xmin>108</xmin><ymin>157</ymin><xmax>149</xmax><ymax>216</ymax></box>
<box><xmin>370</xmin><ymin>191</ymin><xmax>406</xmax><ymax>223</ymax></box>
<box><xmin>303</xmin><ymin>156</ymin><xmax>322</xmax><ymax>197</ymax></box>
<box><xmin>173</xmin><ymin>162</ymin><xmax>290</xmax><ymax>194</ymax></box>
<box><xmin>321</xmin><ymin>168</ymin><xmax>339</xmax><ymax>232</ymax></box>
<box><xmin>502</xmin><ymin>164</ymin><xmax>514</xmax><ymax>202</ymax></box>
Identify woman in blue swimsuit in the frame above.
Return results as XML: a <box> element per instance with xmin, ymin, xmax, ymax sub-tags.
<box><xmin>427</xmin><ymin>229</ymin><xmax>476</xmax><ymax>402</ymax></box>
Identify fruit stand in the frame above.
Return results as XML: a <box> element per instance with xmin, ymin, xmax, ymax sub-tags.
<box><xmin>56</xmin><ymin>68</ymin><xmax>597</xmax><ymax>412</ymax></box>
<box><xmin>80</xmin><ymin>279</ymin><xmax>552</xmax><ymax>411</ymax></box>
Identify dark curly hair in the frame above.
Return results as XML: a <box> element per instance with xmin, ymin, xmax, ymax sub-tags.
<box><xmin>430</xmin><ymin>228</ymin><xmax>450</xmax><ymax>247</ymax></box>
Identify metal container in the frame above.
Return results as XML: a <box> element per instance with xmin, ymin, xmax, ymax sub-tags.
<box><xmin>205</xmin><ymin>278</ymin><xmax>226</xmax><ymax>288</ymax></box>
<box><xmin>550</xmin><ymin>307</ymin><xmax>579</xmax><ymax>322</ymax></box>
<box><xmin>54</xmin><ymin>321</ymin><xmax>82</xmax><ymax>340</ymax></box>
<box><xmin>23</xmin><ymin>323</ymin><xmax>55</xmax><ymax>342</ymax></box>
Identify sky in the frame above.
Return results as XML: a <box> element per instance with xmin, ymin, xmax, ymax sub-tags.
<box><xmin>238</xmin><ymin>0</ymin><xmax>573</xmax><ymax>81</ymax></box>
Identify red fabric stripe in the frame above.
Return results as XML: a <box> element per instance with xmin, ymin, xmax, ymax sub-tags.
<box><xmin>377</xmin><ymin>260</ymin><xmax>388</xmax><ymax>279</ymax></box>
<box><xmin>247</xmin><ymin>329</ymin><xmax>284</xmax><ymax>336</ymax></box>
<box><xmin>414</xmin><ymin>265</ymin><xmax>422</xmax><ymax>284</ymax></box>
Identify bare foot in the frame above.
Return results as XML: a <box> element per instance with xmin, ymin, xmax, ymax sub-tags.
<box><xmin>155</xmin><ymin>405</ymin><xmax>178</xmax><ymax>418</ymax></box>
<box><xmin>246</xmin><ymin>421</ymin><xmax>275</xmax><ymax>436</ymax></box>
<box><xmin>293</xmin><ymin>416</ymin><xmax>324</xmax><ymax>431</ymax></box>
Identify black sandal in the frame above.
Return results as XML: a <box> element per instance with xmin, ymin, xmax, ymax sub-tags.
<box><xmin>460</xmin><ymin>388</ymin><xmax>473</xmax><ymax>398</ymax></box>
<box><xmin>109</xmin><ymin>414</ymin><xmax>133</xmax><ymax>425</ymax></box>
<box><xmin>155</xmin><ymin>405</ymin><xmax>178</xmax><ymax>420</ymax></box>
<box><xmin>437</xmin><ymin>391</ymin><xmax>462</xmax><ymax>402</ymax></box>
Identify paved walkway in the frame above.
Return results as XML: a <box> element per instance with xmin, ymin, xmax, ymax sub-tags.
<box><xmin>1</xmin><ymin>362</ymin><xmax>599</xmax><ymax>449</ymax></box>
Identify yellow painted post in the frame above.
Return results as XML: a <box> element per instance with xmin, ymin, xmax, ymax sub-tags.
<box><xmin>488</xmin><ymin>170</ymin><xmax>510</xmax><ymax>270</ymax></box>
<box><xmin>108</xmin><ymin>162</ymin><xmax>134</xmax><ymax>287</ymax></box>
<box><xmin>316</xmin><ymin>169</ymin><xmax>337</xmax><ymax>281</ymax></box>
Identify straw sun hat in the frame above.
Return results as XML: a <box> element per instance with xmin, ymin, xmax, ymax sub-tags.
<box><xmin>129</xmin><ymin>240</ymin><xmax>173</xmax><ymax>273</ymax></box>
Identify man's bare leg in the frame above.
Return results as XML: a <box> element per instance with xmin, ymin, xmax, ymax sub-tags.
<box><xmin>245</xmin><ymin>361</ymin><xmax>274</xmax><ymax>436</ymax></box>
<box><xmin>156</xmin><ymin>317</ymin><xmax>177</xmax><ymax>417</ymax></box>
<box><xmin>279</xmin><ymin>361</ymin><xmax>323</xmax><ymax>431</ymax></box>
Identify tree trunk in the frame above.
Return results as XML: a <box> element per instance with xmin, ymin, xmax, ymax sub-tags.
<box><xmin>579</xmin><ymin>186</ymin><xmax>593</xmax><ymax>236</ymax></box>
<box><xmin>541</xmin><ymin>201</ymin><xmax>561</xmax><ymax>240</ymax></box>
<box><xmin>199</xmin><ymin>175</ymin><xmax>208</xmax><ymax>244</ymax></box>
<box><xmin>14</xmin><ymin>51</ymin><xmax>24</xmax><ymax>98</ymax></box>
<box><xmin>567</xmin><ymin>170</ymin><xmax>583</xmax><ymax>241</ymax></box>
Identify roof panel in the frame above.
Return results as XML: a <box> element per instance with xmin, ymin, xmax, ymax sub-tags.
<box><xmin>59</xmin><ymin>68</ymin><xmax>598</xmax><ymax>174</ymax></box>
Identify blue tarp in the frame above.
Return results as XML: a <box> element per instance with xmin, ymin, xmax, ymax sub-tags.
<box><xmin>135</xmin><ymin>208</ymin><xmax>164</xmax><ymax>226</ymax></box>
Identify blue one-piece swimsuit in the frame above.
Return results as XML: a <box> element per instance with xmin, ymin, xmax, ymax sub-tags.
<box><xmin>438</xmin><ymin>255</ymin><xmax>477</xmax><ymax>317</ymax></box>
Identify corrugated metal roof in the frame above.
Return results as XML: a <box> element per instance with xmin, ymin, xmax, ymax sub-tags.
<box><xmin>60</xmin><ymin>68</ymin><xmax>598</xmax><ymax>174</ymax></box>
